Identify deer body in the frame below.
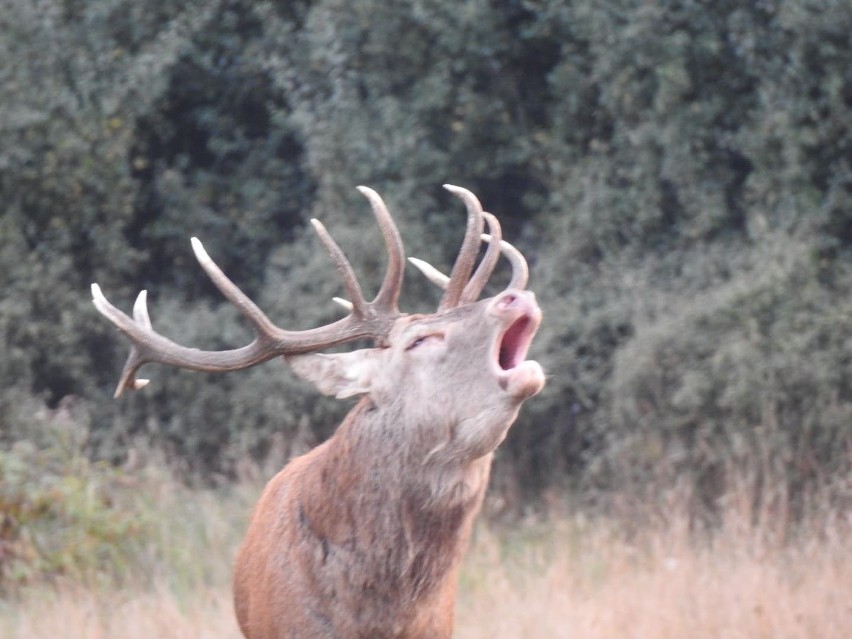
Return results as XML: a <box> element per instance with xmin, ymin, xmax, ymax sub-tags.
<box><xmin>92</xmin><ymin>186</ymin><xmax>544</xmax><ymax>638</ymax></box>
<box><xmin>234</xmin><ymin>292</ymin><xmax>542</xmax><ymax>638</ymax></box>
<box><xmin>232</xmin><ymin>402</ymin><xmax>484</xmax><ymax>639</ymax></box>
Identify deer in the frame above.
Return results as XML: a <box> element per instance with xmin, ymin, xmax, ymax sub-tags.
<box><xmin>91</xmin><ymin>185</ymin><xmax>545</xmax><ymax>639</ymax></box>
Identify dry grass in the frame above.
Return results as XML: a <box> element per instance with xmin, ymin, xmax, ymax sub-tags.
<box><xmin>456</xmin><ymin>513</ymin><xmax>850</xmax><ymax>639</ymax></box>
<box><xmin>0</xmin><ymin>583</ymin><xmax>240</xmax><ymax>639</ymax></box>
<box><xmin>0</xmin><ymin>476</ymin><xmax>848</xmax><ymax>639</ymax></box>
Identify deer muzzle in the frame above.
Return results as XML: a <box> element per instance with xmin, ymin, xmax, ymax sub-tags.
<box><xmin>489</xmin><ymin>290</ymin><xmax>545</xmax><ymax>399</ymax></box>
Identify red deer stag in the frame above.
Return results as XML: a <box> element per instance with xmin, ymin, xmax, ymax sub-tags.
<box><xmin>91</xmin><ymin>185</ymin><xmax>545</xmax><ymax>639</ymax></box>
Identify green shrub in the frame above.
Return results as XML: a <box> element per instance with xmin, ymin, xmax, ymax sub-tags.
<box><xmin>1</xmin><ymin>0</ymin><xmax>851</xmax><ymax>510</ymax></box>
<box><xmin>0</xmin><ymin>399</ymin><xmax>145</xmax><ymax>587</ymax></box>
<box><xmin>606</xmin><ymin>238</ymin><xmax>852</xmax><ymax>513</ymax></box>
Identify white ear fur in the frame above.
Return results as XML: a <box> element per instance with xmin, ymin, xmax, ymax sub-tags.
<box><xmin>285</xmin><ymin>350</ymin><xmax>382</xmax><ymax>399</ymax></box>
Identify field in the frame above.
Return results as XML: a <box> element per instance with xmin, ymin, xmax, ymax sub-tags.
<box><xmin>0</xmin><ymin>462</ymin><xmax>848</xmax><ymax>639</ymax></box>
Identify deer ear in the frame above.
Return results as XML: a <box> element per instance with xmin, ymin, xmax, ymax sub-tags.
<box><xmin>285</xmin><ymin>350</ymin><xmax>383</xmax><ymax>399</ymax></box>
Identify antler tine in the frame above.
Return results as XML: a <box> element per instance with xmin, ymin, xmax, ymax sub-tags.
<box><xmin>439</xmin><ymin>185</ymin><xmax>485</xmax><ymax>311</ymax></box>
<box><xmin>407</xmin><ymin>257</ymin><xmax>450</xmax><ymax>289</ymax></box>
<box><xmin>310</xmin><ymin>219</ymin><xmax>370</xmax><ymax>317</ymax></box>
<box><xmin>92</xmin><ymin>285</ymin><xmax>152</xmax><ymax>397</ymax></box>
<box><xmin>356</xmin><ymin>186</ymin><xmax>405</xmax><ymax>313</ymax></box>
<box><xmin>191</xmin><ymin>237</ymin><xmax>287</xmax><ymax>333</ymax></box>
<box><xmin>408</xmin><ymin>225</ymin><xmax>529</xmax><ymax>299</ymax></box>
<box><xmin>314</xmin><ymin>187</ymin><xmax>406</xmax><ymax>317</ymax></box>
<box><xmin>460</xmin><ymin>212</ymin><xmax>502</xmax><ymax>304</ymax></box>
<box><xmin>482</xmin><ymin>233</ymin><xmax>529</xmax><ymax>290</ymax></box>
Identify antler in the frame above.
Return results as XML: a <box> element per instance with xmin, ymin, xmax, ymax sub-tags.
<box><xmin>439</xmin><ymin>185</ymin><xmax>486</xmax><ymax>310</ymax></box>
<box><xmin>92</xmin><ymin>186</ymin><xmax>405</xmax><ymax>397</ymax></box>
<box><xmin>409</xmin><ymin>187</ymin><xmax>529</xmax><ymax>302</ymax></box>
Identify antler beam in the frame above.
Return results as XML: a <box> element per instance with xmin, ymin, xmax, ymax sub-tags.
<box><xmin>92</xmin><ymin>187</ymin><xmax>405</xmax><ymax>397</ymax></box>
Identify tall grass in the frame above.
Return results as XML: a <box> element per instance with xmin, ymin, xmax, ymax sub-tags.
<box><xmin>0</xmin><ymin>461</ymin><xmax>848</xmax><ymax>638</ymax></box>
<box><xmin>457</xmin><ymin>507</ymin><xmax>849</xmax><ymax>638</ymax></box>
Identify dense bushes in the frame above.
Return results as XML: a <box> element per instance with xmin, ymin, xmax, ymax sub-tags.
<box><xmin>0</xmin><ymin>397</ymin><xmax>145</xmax><ymax>586</ymax></box>
<box><xmin>1</xmin><ymin>0</ymin><xmax>850</xmax><ymax>512</ymax></box>
<box><xmin>0</xmin><ymin>397</ymin><xmax>256</xmax><ymax>590</ymax></box>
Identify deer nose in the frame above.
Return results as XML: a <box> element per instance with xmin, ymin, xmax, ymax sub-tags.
<box><xmin>492</xmin><ymin>290</ymin><xmax>537</xmax><ymax>312</ymax></box>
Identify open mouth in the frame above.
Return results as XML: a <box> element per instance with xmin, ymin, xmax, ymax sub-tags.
<box><xmin>497</xmin><ymin>315</ymin><xmax>535</xmax><ymax>371</ymax></box>
<box><xmin>489</xmin><ymin>293</ymin><xmax>546</xmax><ymax>399</ymax></box>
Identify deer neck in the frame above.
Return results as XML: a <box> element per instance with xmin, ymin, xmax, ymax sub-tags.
<box><xmin>329</xmin><ymin>397</ymin><xmax>493</xmax><ymax>510</ymax></box>
<box><xmin>291</xmin><ymin>399</ymin><xmax>488</xmax><ymax>606</ymax></box>
<box><xmin>296</xmin><ymin>398</ymin><xmax>490</xmax><ymax>551</ymax></box>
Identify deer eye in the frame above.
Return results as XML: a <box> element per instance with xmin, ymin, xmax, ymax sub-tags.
<box><xmin>406</xmin><ymin>333</ymin><xmax>444</xmax><ymax>350</ymax></box>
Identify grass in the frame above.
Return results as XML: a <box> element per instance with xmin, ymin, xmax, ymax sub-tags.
<box><xmin>457</xmin><ymin>514</ymin><xmax>850</xmax><ymax>638</ymax></box>
<box><xmin>0</xmin><ymin>464</ymin><xmax>848</xmax><ymax>639</ymax></box>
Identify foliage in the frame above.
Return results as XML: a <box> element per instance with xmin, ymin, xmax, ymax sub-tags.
<box><xmin>0</xmin><ymin>396</ymin><xmax>253</xmax><ymax>590</ymax></box>
<box><xmin>525</xmin><ymin>0</ymin><xmax>852</xmax><ymax>504</ymax></box>
<box><xmin>1</xmin><ymin>472</ymin><xmax>849</xmax><ymax>636</ymax></box>
<box><xmin>0</xmin><ymin>397</ymin><xmax>145</xmax><ymax>587</ymax></box>
<box><xmin>1</xmin><ymin>0</ymin><xmax>850</xmax><ymax>511</ymax></box>
<box><xmin>603</xmin><ymin>236</ymin><xmax>852</xmax><ymax>514</ymax></box>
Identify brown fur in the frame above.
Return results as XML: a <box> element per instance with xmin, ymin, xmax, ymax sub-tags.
<box><xmin>232</xmin><ymin>292</ymin><xmax>545</xmax><ymax>638</ymax></box>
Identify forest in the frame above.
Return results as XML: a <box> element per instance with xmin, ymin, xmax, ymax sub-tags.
<box><xmin>1</xmin><ymin>0</ymin><xmax>851</xmax><ymax>607</ymax></box>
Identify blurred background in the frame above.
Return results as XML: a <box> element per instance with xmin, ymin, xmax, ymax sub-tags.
<box><xmin>1</xmin><ymin>1</ymin><xmax>850</xmax><ymax>632</ymax></box>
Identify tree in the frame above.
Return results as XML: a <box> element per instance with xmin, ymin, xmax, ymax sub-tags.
<box><xmin>1</xmin><ymin>0</ymin><xmax>849</xmax><ymax>511</ymax></box>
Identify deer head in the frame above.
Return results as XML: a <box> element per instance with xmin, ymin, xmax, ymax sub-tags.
<box><xmin>92</xmin><ymin>185</ymin><xmax>544</xmax><ymax>639</ymax></box>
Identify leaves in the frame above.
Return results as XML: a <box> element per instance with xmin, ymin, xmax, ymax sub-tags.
<box><xmin>0</xmin><ymin>0</ymin><xmax>850</xmax><ymax>509</ymax></box>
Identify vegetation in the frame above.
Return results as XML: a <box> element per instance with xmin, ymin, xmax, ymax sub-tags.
<box><xmin>0</xmin><ymin>401</ymin><xmax>140</xmax><ymax>586</ymax></box>
<box><xmin>0</xmin><ymin>403</ymin><xmax>248</xmax><ymax>589</ymax></box>
<box><xmin>1</xmin><ymin>0</ymin><xmax>850</xmax><ymax>590</ymax></box>
<box><xmin>0</xmin><ymin>451</ymin><xmax>848</xmax><ymax>637</ymax></box>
